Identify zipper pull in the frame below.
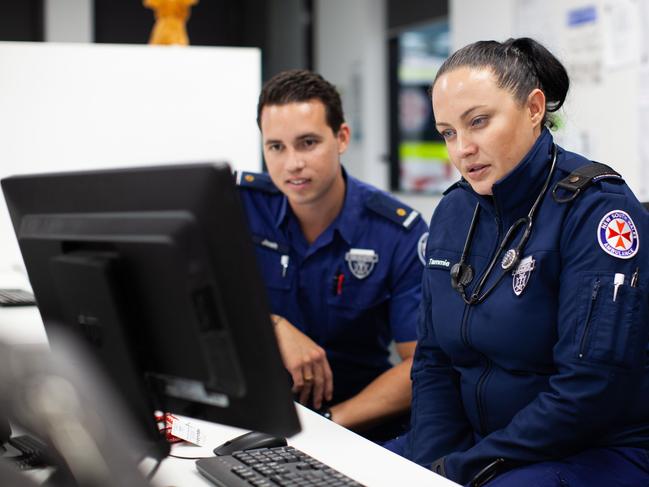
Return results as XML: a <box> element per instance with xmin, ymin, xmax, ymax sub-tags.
<box><xmin>280</xmin><ymin>254</ymin><xmax>289</xmax><ymax>278</ymax></box>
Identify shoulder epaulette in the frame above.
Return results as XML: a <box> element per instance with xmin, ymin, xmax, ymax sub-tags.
<box><xmin>552</xmin><ymin>162</ymin><xmax>623</xmax><ymax>203</ymax></box>
<box><xmin>365</xmin><ymin>192</ymin><xmax>421</xmax><ymax>230</ymax></box>
<box><xmin>235</xmin><ymin>171</ymin><xmax>280</xmax><ymax>194</ymax></box>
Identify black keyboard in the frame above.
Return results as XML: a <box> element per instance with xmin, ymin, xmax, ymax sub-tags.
<box><xmin>3</xmin><ymin>434</ymin><xmax>48</xmax><ymax>470</ymax></box>
<box><xmin>196</xmin><ymin>444</ymin><xmax>366</xmax><ymax>487</ymax></box>
<box><xmin>0</xmin><ymin>289</ymin><xmax>36</xmax><ymax>307</ymax></box>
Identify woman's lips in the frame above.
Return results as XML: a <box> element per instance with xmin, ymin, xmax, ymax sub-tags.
<box><xmin>466</xmin><ymin>164</ymin><xmax>490</xmax><ymax>180</ymax></box>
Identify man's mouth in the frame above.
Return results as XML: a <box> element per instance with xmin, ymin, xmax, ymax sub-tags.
<box><xmin>287</xmin><ymin>178</ymin><xmax>309</xmax><ymax>185</ymax></box>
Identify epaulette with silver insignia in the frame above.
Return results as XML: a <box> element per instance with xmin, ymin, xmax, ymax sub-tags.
<box><xmin>235</xmin><ymin>171</ymin><xmax>280</xmax><ymax>194</ymax></box>
<box><xmin>365</xmin><ymin>192</ymin><xmax>420</xmax><ymax>230</ymax></box>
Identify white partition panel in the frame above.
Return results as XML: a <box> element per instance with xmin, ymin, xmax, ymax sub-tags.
<box><xmin>0</xmin><ymin>42</ymin><xmax>262</xmax><ymax>272</ymax></box>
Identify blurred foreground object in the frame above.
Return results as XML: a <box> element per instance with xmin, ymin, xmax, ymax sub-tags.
<box><xmin>144</xmin><ymin>0</ymin><xmax>198</xmax><ymax>45</ymax></box>
<box><xmin>0</xmin><ymin>330</ymin><xmax>150</xmax><ymax>487</ymax></box>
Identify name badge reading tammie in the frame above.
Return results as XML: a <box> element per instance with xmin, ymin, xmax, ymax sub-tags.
<box><xmin>345</xmin><ymin>248</ymin><xmax>379</xmax><ymax>279</ymax></box>
<box><xmin>427</xmin><ymin>257</ymin><xmax>451</xmax><ymax>270</ymax></box>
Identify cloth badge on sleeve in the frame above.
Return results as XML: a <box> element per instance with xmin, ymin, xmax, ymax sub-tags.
<box><xmin>417</xmin><ymin>232</ymin><xmax>429</xmax><ymax>266</ymax></box>
<box><xmin>512</xmin><ymin>255</ymin><xmax>535</xmax><ymax>296</ymax></box>
<box><xmin>345</xmin><ymin>248</ymin><xmax>379</xmax><ymax>279</ymax></box>
<box><xmin>597</xmin><ymin>210</ymin><xmax>639</xmax><ymax>259</ymax></box>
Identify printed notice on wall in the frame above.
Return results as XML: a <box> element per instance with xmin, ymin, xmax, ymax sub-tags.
<box><xmin>564</xmin><ymin>4</ymin><xmax>603</xmax><ymax>84</ymax></box>
<box><xmin>601</xmin><ymin>0</ymin><xmax>641</xmax><ymax>70</ymax></box>
<box><xmin>514</xmin><ymin>0</ymin><xmax>560</xmax><ymax>54</ymax></box>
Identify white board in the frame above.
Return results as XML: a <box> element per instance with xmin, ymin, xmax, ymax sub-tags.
<box><xmin>0</xmin><ymin>42</ymin><xmax>262</xmax><ymax>271</ymax></box>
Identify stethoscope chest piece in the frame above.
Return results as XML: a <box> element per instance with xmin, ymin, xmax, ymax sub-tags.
<box><xmin>501</xmin><ymin>249</ymin><xmax>519</xmax><ymax>271</ymax></box>
<box><xmin>450</xmin><ymin>262</ymin><xmax>474</xmax><ymax>291</ymax></box>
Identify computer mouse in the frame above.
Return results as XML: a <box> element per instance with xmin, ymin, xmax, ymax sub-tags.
<box><xmin>213</xmin><ymin>431</ymin><xmax>287</xmax><ymax>456</ymax></box>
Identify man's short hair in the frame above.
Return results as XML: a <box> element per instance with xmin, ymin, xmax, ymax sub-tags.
<box><xmin>257</xmin><ymin>69</ymin><xmax>345</xmax><ymax>134</ymax></box>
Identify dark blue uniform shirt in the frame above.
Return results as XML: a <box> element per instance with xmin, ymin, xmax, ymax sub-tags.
<box><xmin>405</xmin><ymin>129</ymin><xmax>649</xmax><ymax>484</ymax></box>
<box><xmin>237</xmin><ymin>169</ymin><xmax>428</xmax><ymax>404</ymax></box>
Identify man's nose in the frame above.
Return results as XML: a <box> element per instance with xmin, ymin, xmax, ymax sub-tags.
<box><xmin>286</xmin><ymin>150</ymin><xmax>306</xmax><ymax>172</ymax></box>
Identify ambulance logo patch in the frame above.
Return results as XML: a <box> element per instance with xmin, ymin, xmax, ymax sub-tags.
<box><xmin>345</xmin><ymin>248</ymin><xmax>379</xmax><ymax>279</ymax></box>
<box><xmin>597</xmin><ymin>210</ymin><xmax>639</xmax><ymax>259</ymax></box>
<box><xmin>512</xmin><ymin>255</ymin><xmax>535</xmax><ymax>296</ymax></box>
<box><xmin>417</xmin><ymin>232</ymin><xmax>429</xmax><ymax>266</ymax></box>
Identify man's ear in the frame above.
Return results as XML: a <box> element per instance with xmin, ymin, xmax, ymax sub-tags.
<box><xmin>527</xmin><ymin>88</ymin><xmax>546</xmax><ymax>128</ymax></box>
<box><xmin>336</xmin><ymin>123</ymin><xmax>351</xmax><ymax>154</ymax></box>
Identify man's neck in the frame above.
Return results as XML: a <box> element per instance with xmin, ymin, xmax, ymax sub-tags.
<box><xmin>290</xmin><ymin>174</ymin><xmax>346</xmax><ymax>245</ymax></box>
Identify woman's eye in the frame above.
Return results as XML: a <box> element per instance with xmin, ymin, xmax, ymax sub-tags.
<box><xmin>471</xmin><ymin>116</ymin><xmax>487</xmax><ymax>127</ymax></box>
<box><xmin>440</xmin><ymin>129</ymin><xmax>455</xmax><ymax>139</ymax></box>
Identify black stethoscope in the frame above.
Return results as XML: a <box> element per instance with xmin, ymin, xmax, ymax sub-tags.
<box><xmin>450</xmin><ymin>144</ymin><xmax>558</xmax><ymax>305</ymax></box>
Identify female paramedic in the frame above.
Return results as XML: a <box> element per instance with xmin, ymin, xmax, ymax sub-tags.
<box><xmin>403</xmin><ymin>38</ymin><xmax>649</xmax><ymax>486</ymax></box>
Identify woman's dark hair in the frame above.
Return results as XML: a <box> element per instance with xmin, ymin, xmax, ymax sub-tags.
<box><xmin>257</xmin><ymin>69</ymin><xmax>345</xmax><ymax>133</ymax></box>
<box><xmin>433</xmin><ymin>37</ymin><xmax>569</xmax><ymax>128</ymax></box>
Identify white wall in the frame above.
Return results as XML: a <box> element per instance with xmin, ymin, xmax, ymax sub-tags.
<box><xmin>314</xmin><ymin>0</ymin><xmax>389</xmax><ymax>191</ymax></box>
<box><xmin>450</xmin><ymin>0</ymin><xmax>646</xmax><ymax>200</ymax></box>
<box><xmin>45</xmin><ymin>0</ymin><xmax>93</xmax><ymax>42</ymax></box>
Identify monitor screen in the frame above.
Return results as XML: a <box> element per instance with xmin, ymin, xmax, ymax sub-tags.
<box><xmin>1</xmin><ymin>163</ymin><xmax>300</xmax><ymax>460</ymax></box>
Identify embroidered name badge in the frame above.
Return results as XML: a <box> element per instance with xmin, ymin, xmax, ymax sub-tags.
<box><xmin>512</xmin><ymin>255</ymin><xmax>535</xmax><ymax>296</ymax></box>
<box><xmin>417</xmin><ymin>232</ymin><xmax>429</xmax><ymax>266</ymax></box>
<box><xmin>597</xmin><ymin>210</ymin><xmax>639</xmax><ymax>259</ymax></box>
<box><xmin>345</xmin><ymin>248</ymin><xmax>379</xmax><ymax>279</ymax></box>
<box><xmin>427</xmin><ymin>257</ymin><xmax>451</xmax><ymax>270</ymax></box>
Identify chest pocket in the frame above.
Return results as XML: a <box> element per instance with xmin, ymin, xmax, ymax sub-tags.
<box><xmin>326</xmin><ymin>278</ymin><xmax>389</xmax><ymax>311</ymax></box>
<box><xmin>252</xmin><ymin>235</ymin><xmax>292</xmax><ymax>290</ymax></box>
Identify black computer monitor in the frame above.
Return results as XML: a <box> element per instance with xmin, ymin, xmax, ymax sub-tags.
<box><xmin>1</xmin><ymin>163</ymin><xmax>300</xmax><ymax>460</ymax></box>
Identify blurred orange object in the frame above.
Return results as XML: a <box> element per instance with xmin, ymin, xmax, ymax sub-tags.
<box><xmin>144</xmin><ymin>0</ymin><xmax>198</xmax><ymax>46</ymax></box>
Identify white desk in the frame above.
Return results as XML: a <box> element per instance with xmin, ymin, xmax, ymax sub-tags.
<box><xmin>147</xmin><ymin>406</ymin><xmax>458</xmax><ymax>487</ymax></box>
<box><xmin>0</xmin><ymin>270</ymin><xmax>47</xmax><ymax>347</ymax></box>
<box><xmin>0</xmin><ymin>271</ymin><xmax>459</xmax><ymax>487</ymax></box>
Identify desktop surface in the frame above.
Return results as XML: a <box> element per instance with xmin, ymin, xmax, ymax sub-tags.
<box><xmin>0</xmin><ymin>276</ymin><xmax>460</xmax><ymax>487</ymax></box>
<box><xmin>148</xmin><ymin>407</ymin><xmax>459</xmax><ymax>487</ymax></box>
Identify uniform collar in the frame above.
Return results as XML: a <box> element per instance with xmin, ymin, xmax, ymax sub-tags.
<box><xmin>330</xmin><ymin>168</ymin><xmax>361</xmax><ymax>245</ymax></box>
<box><xmin>274</xmin><ymin>165</ymin><xmax>359</xmax><ymax>247</ymax></box>
<box><xmin>461</xmin><ymin>128</ymin><xmax>554</xmax><ymax>228</ymax></box>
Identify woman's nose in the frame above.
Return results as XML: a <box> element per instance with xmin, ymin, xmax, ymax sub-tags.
<box><xmin>456</xmin><ymin>133</ymin><xmax>477</xmax><ymax>157</ymax></box>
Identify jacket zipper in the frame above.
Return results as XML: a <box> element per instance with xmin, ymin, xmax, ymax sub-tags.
<box><xmin>476</xmin><ymin>358</ymin><xmax>493</xmax><ymax>435</ymax></box>
<box><xmin>460</xmin><ymin>303</ymin><xmax>472</xmax><ymax>346</ymax></box>
<box><xmin>465</xmin><ymin>212</ymin><xmax>501</xmax><ymax>434</ymax></box>
<box><xmin>578</xmin><ymin>279</ymin><xmax>600</xmax><ymax>358</ymax></box>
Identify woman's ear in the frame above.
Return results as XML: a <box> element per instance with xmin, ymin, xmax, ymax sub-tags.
<box><xmin>527</xmin><ymin>88</ymin><xmax>546</xmax><ymax>128</ymax></box>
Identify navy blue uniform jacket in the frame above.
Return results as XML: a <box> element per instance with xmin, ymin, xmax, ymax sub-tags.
<box><xmin>405</xmin><ymin>129</ymin><xmax>649</xmax><ymax>484</ymax></box>
<box><xmin>237</xmin><ymin>169</ymin><xmax>428</xmax><ymax>404</ymax></box>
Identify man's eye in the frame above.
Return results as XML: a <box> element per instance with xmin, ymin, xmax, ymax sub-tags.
<box><xmin>268</xmin><ymin>144</ymin><xmax>282</xmax><ymax>152</ymax></box>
